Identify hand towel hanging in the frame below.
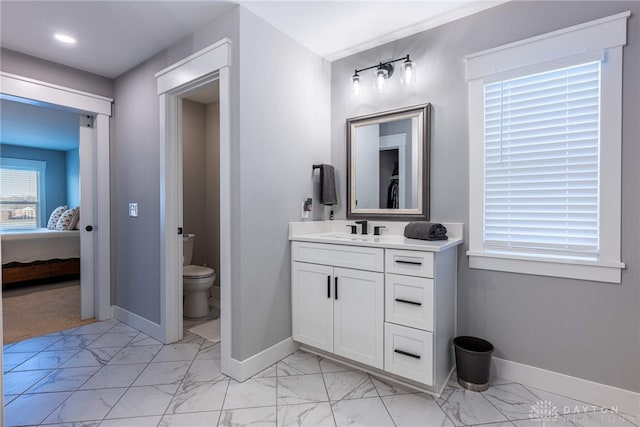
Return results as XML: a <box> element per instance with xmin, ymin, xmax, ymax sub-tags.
<box><xmin>313</xmin><ymin>164</ymin><xmax>337</xmax><ymax>206</ymax></box>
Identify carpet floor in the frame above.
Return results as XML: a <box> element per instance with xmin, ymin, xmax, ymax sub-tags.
<box><xmin>2</xmin><ymin>280</ymin><xmax>95</xmax><ymax>344</ymax></box>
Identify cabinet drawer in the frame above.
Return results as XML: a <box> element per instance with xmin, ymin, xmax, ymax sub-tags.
<box><xmin>292</xmin><ymin>241</ymin><xmax>384</xmax><ymax>272</ymax></box>
<box><xmin>385</xmin><ymin>249</ymin><xmax>434</xmax><ymax>278</ymax></box>
<box><xmin>384</xmin><ymin>323</ymin><xmax>433</xmax><ymax>386</ymax></box>
<box><xmin>385</xmin><ymin>274</ymin><xmax>434</xmax><ymax>332</ymax></box>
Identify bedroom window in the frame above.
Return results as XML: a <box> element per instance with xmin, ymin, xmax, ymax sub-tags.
<box><xmin>0</xmin><ymin>158</ymin><xmax>47</xmax><ymax>230</ymax></box>
<box><xmin>466</xmin><ymin>12</ymin><xmax>629</xmax><ymax>283</ymax></box>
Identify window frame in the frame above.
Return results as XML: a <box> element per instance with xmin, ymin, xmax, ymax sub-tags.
<box><xmin>466</xmin><ymin>12</ymin><xmax>629</xmax><ymax>283</ymax></box>
<box><xmin>0</xmin><ymin>157</ymin><xmax>47</xmax><ymax>230</ymax></box>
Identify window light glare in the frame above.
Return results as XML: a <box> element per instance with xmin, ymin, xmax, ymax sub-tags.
<box><xmin>54</xmin><ymin>33</ymin><xmax>76</xmax><ymax>44</ymax></box>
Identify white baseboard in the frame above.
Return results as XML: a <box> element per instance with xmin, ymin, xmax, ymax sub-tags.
<box><xmin>112</xmin><ymin>305</ymin><xmax>163</xmax><ymax>342</ymax></box>
<box><xmin>493</xmin><ymin>357</ymin><xmax>640</xmax><ymax>417</ymax></box>
<box><xmin>225</xmin><ymin>337</ymin><xmax>298</xmax><ymax>382</ymax></box>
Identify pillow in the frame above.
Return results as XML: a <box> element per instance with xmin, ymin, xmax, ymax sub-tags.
<box><xmin>47</xmin><ymin>205</ymin><xmax>68</xmax><ymax>229</ymax></box>
<box><xmin>56</xmin><ymin>207</ymin><xmax>80</xmax><ymax>230</ymax></box>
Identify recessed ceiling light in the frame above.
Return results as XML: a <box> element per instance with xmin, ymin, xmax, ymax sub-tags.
<box><xmin>54</xmin><ymin>33</ymin><xmax>76</xmax><ymax>44</ymax></box>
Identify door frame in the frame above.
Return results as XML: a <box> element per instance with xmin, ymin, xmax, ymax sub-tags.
<box><xmin>0</xmin><ymin>71</ymin><xmax>112</xmax><ymax>320</ymax></box>
<box><xmin>155</xmin><ymin>39</ymin><xmax>232</xmax><ymax>374</ymax></box>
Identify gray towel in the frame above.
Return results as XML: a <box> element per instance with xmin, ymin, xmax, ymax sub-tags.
<box><xmin>319</xmin><ymin>164</ymin><xmax>337</xmax><ymax>206</ymax></box>
<box><xmin>404</xmin><ymin>222</ymin><xmax>448</xmax><ymax>241</ymax></box>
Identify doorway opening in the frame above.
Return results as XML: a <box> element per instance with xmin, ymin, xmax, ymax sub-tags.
<box><xmin>179</xmin><ymin>82</ymin><xmax>221</xmax><ymax>344</ymax></box>
<box><xmin>0</xmin><ymin>72</ymin><xmax>112</xmax><ymax>347</ymax></box>
<box><xmin>0</xmin><ymin>98</ymin><xmax>94</xmax><ymax>343</ymax></box>
<box><xmin>156</xmin><ymin>39</ymin><xmax>232</xmax><ymax>377</ymax></box>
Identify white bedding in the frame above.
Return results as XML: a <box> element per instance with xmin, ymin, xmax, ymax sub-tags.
<box><xmin>1</xmin><ymin>229</ymin><xmax>80</xmax><ymax>264</ymax></box>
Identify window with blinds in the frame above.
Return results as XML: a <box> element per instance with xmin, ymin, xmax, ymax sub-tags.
<box><xmin>483</xmin><ymin>61</ymin><xmax>601</xmax><ymax>257</ymax></box>
<box><xmin>0</xmin><ymin>158</ymin><xmax>46</xmax><ymax>230</ymax></box>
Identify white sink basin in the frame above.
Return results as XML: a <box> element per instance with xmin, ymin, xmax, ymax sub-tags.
<box><xmin>314</xmin><ymin>232</ymin><xmax>382</xmax><ymax>242</ymax></box>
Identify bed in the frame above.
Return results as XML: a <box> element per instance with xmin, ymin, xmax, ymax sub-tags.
<box><xmin>1</xmin><ymin>229</ymin><xmax>80</xmax><ymax>285</ymax></box>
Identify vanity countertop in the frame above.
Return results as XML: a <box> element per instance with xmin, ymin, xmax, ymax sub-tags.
<box><xmin>289</xmin><ymin>220</ymin><xmax>463</xmax><ymax>252</ymax></box>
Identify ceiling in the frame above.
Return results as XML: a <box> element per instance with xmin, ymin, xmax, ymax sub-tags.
<box><xmin>0</xmin><ymin>1</ymin><xmax>505</xmax><ymax>149</ymax></box>
<box><xmin>0</xmin><ymin>1</ymin><xmax>506</xmax><ymax>79</ymax></box>
<box><xmin>0</xmin><ymin>99</ymin><xmax>80</xmax><ymax>151</ymax></box>
<box><xmin>241</xmin><ymin>1</ymin><xmax>507</xmax><ymax>61</ymax></box>
<box><xmin>0</xmin><ymin>1</ymin><xmax>236</xmax><ymax>79</ymax></box>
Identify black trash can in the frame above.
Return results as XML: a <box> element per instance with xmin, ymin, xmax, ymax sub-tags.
<box><xmin>453</xmin><ymin>336</ymin><xmax>494</xmax><ymax>392</ymax></box>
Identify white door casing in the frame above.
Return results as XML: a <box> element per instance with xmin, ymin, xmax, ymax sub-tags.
<box><xmin>0</xmin><ymin>72</ymin><xmax>112</xmax><ymax>414</ymax></box>
<box><xmin>0</xmin><ymin>72</ymin><xmax>112</xmax><ymax>321</ymax></box>
<box><xmin>155</xmin><ymin>39</ymin><xmax>232</xmax><ymax>376</ymax></box>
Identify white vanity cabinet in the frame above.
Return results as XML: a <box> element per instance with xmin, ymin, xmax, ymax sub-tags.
<box><xmin>292</xmin><ymin>242</ymin><xmax>385</xmax><ymax>369</ymax></box>
<box><xmin>290</xmin><ymin>224</ymin><xmax>461</xmax><ymax>395</ymax></box>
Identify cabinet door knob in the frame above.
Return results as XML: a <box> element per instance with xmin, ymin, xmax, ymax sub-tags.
<box><xmin>85</xmin><ymin>225</ymin><xmax>93</xmax><ymax>232</ymax></box>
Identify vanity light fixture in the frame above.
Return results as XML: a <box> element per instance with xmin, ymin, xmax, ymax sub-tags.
<box><xmin>351</xmin><ymin>54</ymin><xmax>416</xmax><ymax>96</ymax></box>
<box><xmin>351</xmin><ymin>71</ymin><xmax>361</xmax><ymax>96</ymax></box>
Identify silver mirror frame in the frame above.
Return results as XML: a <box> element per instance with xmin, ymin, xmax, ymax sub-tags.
<box><xmin>346</xmin><ymin>103</ymin><xmax>430</xmax><ymax>221</ymax></box>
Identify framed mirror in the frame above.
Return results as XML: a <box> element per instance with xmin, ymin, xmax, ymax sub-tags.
<box><xmin>347</xmin><ymin>104</ymin><xmax>430</xmax><ymax>220</ymax></box>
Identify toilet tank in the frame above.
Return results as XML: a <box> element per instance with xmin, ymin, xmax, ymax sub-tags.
<box><xmin>183</xmin><ymin>234</ymin><xmax>195</xmax><ymax>265</ymax></box>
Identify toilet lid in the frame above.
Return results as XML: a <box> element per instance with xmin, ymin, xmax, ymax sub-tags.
<box><xmin>183</xmin><ymin>265</ymin><xmax>215</xmax><ymax>279</ymax></box>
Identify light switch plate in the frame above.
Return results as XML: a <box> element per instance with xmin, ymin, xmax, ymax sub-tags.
<box><xmin>129</xmin><ymin>203</ymin><xmax>138</xmax><ymax>217</ymax></box>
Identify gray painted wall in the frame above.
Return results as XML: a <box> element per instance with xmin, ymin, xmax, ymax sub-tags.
<box><xmin>331</xmin><ymin>1</ymin><xmax>639</xmax><ymax>392</ymax></box>
<box><xmin>234</xmin><ymin>7</ymin><xmax>330</xmax><ymax>359</ymax></box>
<box><xmin>111</xmin><ymin>5</ymin><xmax>330</xmax><ymax>361</ymax></box>
<box><xmin>111</xmin><ymin>7</ymin><xmax>240</xmax><ymax>325</ymax></box>
<box><xmin>0</xmin><ymin>48</ymin><xmax>113</xmax><ymax>98</ymax></box>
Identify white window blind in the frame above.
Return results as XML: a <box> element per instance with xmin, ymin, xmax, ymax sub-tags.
<box><xmin>483</xmin><ymin>61</ymin><xmax>601</xmax><ymax>256</ymax></box>
<box><xmin>0</xmin><ymin>158</ymin><xmax>46</xmax><ymax>230</ymax></box>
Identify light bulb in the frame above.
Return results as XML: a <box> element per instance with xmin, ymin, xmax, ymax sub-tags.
<box><xmin>374</xmin><ymin>67</ymin><xmax>388</xmax><ymax>93</ymax></box>
<box><xmin>54</xmin><ymin>33</ymin><xmax>76</xmax><ymax>44</ymax></box>
<box><xmin>401</xmin><ymin>58</ymin><xmax>416</xmax><ymax>86</ymax></box>
<box><xmin>351</xmin><ymin>72</ymin><xmax>361</xmax><ymax>96</ymax></box>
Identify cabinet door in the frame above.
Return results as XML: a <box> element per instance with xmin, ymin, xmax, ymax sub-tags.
<box><xmin>333</xmin><ymin>267</ymin><xmax>384</xmax><ymax>369</ymax></box>
<box><xmin>292</xmin><ymin>262</ymin><xmax>334</xmax><ymax>352</ymax></box>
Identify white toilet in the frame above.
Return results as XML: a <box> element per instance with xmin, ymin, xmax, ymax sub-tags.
<box><xmin>183</xmin><ymin>234</ymin><xmax>216</xmax><ymax>318</ymax></box>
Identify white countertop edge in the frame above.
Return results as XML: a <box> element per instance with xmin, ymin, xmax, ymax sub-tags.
<box><xmin>289</xmin><ymin>220</ymin><xmax>464</xmax><ymax>252</ymax></box>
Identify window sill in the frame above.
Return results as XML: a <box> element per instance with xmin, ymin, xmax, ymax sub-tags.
<box><xmin>467</xmin><ymin>251</ymin><xmax>625</xmax><ymax>284</ymax></box>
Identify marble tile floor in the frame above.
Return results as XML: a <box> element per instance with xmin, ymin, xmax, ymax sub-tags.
<box><xmin>3</xmin><ymin>319</ymin><xmax>637</xmax><ymax>427</ymax></box>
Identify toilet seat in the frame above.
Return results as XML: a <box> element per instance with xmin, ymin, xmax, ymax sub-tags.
<box><xmin>184</xmin><ymin>265</ymin><xmax>215</xmax><ymax>279</ymax></box>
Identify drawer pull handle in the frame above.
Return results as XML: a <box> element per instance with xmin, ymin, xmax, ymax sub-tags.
<box><xmin>327</xmin><ymin>276</ymin><xmax>331</xmax><ymax>299</ymax></box>
<box><xmin>394</xmin><ymin>349</ymin><xmax>421</xmax><ymax>359</ymax></box>
<box><xmin>395</xmin><ymin>259</ymin><xmax>422</xmax><ymax>266</ymax></box>
<box><xmin>395</xmin><ymin>298</ymin><xmax>422</xmax><ymax>306</ymax></box>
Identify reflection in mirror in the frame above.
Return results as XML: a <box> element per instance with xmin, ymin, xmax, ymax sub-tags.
<box><xmin>347</xmin><ymin>104</ymin><xmax>430</xmax><ymax>220</ymax></box>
